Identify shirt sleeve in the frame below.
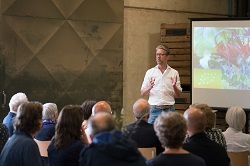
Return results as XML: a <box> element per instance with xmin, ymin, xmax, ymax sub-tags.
<box><xmin>141</xmin><ymin>69</ymin><xmax>151</xmax><ymax>90</ymax></box>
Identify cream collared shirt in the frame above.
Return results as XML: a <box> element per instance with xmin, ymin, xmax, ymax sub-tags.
<box><xmin>141</xmin><ymin>65</ymin><xmax>182</xmax><ymax>105</ymax></box>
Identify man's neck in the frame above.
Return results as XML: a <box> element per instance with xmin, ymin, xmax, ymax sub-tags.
<box><xmin>158</xmin><ymin>64</ymin><xmax>167</xmax><ymax>71</ymax></box>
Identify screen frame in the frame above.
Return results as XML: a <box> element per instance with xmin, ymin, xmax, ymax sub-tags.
<box><xmin>190</xmin><ymin>17</ymin><xmax>250</xmax><ymax>111</ymax></box>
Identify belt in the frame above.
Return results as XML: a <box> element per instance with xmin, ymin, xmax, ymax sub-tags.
<box><xmin>151</xmin><ymin>105</ymin><xmax>173</xmax><ymax>109</ymax></box>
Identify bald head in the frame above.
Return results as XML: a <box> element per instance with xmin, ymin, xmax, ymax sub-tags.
<box><xmin>133</xmin><ymin>98</ymin><xmax>150</xmax><ymax>120</ymax></box>
<box><xmin>88</xmin><ymin>112</ymin><xmax>116</xmax><ymax>137</ymax></box>
<box><xmin>92</xmin><ymin>101</ymin><xmax>112</xmax><ymax>116</ymax></box>
<box><xmin>184</xmin><ymin>107</ymin><xmax>206</xmax><ymax>137</ymax></box>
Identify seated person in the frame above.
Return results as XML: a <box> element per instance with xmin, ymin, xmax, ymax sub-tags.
<box><xmin>0</xmin><ymin>102</ymin><xmax>43</xmax><ymax>166</ymax></box>
<box><xmin>81</xmin><ymin>100</ymin><xmax>96</xmax><ymax>143</ymax></box>
<box><xmin>0</xmin><ymin>123</ymin><xmax>9</xmax><ymax>154</ymax></box>
<box><xmin>35</xmin><ymin>103</ymin><xmax>58</xmax><ymax>141</ymax></box>
<box><xmin>223</xmin><ymin>105</ymin><xmax>250</xmax><ymax>152</ymax></box>
<box><xmin>85</xmin><ymin>100</ymin><xmax>112</xmax><ymax>144</ymax></box>
<box><xmin>188</xmin><ymin>103</ymin><xmax>226</xmax><ymax>149</ymax></box>
<box><xmin>79</xmin><ymin>112</ymin><xmax>146</xmax><ymax>166</ymax></box>
<box><xmin>3</xmin><ymin>92</ymin><xmax>28</xmax><ymax>137</ymax></box>
<box><xmin>48</xmin><ymin>105</ymin><xmax>88</xmax><ymax>166</ymax></box>
<box><xmin>122</xmin><ymin>98</ymin><xmax>163</xmax><ymax>155</ymax></box>
<box><xmin>183</xmin><ymin>107</ymin><xmax>230</xmax><ymax>166</ymax></box>
<box><xmin>147</xmin><ymin>112</ymin><xmax>205</xmax><ymax>166</ymax></box>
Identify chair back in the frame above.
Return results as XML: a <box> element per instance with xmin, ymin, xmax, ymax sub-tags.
<box><xmin>34</xmin><ymin>139</ymin><xmax>51</xmax><ymax>157</ymax></box>
<box><xmin>138</xmin><ymin>147</ymin><xmax>156</xmax><ymax>160</ymax></box>
<box><xmin>228</xmin><ymin>151</ymin><xmax>250</xmax><ymax>166</ymax></box>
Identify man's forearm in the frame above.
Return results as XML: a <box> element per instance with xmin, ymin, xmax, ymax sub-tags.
<box><xmin>141</xmin><ymin>86</ymin><xmax>152</xmax><ymax>97</ymax></box>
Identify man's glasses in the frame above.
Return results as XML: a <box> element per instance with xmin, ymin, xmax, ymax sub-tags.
<box><xmin>156</xmin><ymin>53</ymin><xmax>167</xmax><ymax>56</ymax></box>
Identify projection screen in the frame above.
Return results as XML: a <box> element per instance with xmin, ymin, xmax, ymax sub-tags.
<box><xmin>191</xmin><ymin>18</ymin><xmax>250</xmax><ymax>109</ymax></box>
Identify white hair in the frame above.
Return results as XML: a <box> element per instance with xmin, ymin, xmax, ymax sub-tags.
<box><xmin>226</xmin><ymin>106</ymin><xmax>246</xmax><ymax>131</ymax></box>
<box><xmin>9</xmin><ymin>92</ymin><xmax>28</xmax><ymax>112</ymax></box>
<box><xmin>42</xmin><ymin>103</ymin><xmax>58</xmax><ymax>120</ymax></box>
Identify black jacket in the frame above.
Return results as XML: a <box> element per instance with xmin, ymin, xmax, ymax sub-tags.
<box><xmin>183</xmin><ymin>132</ymin><xmax>230</xmax><ymax>166</ymax></box>
<box><xmin>79</xmin><ymin>130</ymin><xmax>146</xmax><ymax>166</ymax></box>
<box><xmin>122</xmin><ymin>120</ymin><xmax>164</xmax><ymax>155</ymax></box>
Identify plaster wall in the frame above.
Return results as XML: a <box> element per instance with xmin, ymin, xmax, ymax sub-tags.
<box><xmin>123</xmin><ymin>0</ymin><xmax>235</xmax><ymax>125</ymax></box>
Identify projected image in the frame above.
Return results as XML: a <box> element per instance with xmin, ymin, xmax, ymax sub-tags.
<box><xmin>193</xmin><ymin>27</ymin><xmax>250</xmax><ymax>90</ymax></box>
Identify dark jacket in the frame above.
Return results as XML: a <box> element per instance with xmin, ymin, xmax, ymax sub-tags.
<box><xmin>48</xmin><ymin>138</ymin><xmax>86</xmax><ymax>166</ymax></box>
<box><xmin>0</xmin><ymin>131</ymin><xmax>43</xmax><ymax>166</ymax></box>
<box><xmin>183</xmin><ymin>132</ymin><xmax>230</xmax><ymax>166</ymax></box>
<box><xmin>3</xmin><ymin>112</ymin><xmax>16</xmax><ymax>137</ymax></box>
<box><xmin>122</xmin><ymin>120</ymin><xmax>164</xmax><ymax>155</ymax></box>
<box><xmin>79</xmin><ymin>130</ymin><xmax>147</xmax><ymax>166</ymax></box>
<box><xmin>35</xmin><ymin>119</ymin><xmax>56</xmax><ymax>141</ymax></box>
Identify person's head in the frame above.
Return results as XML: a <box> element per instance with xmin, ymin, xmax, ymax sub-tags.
<box><xmin>154</xmin><ymin>111</ymin><xmax>187</xmax><ymax>148</ymax></box>
<box><xmin>189</xmin><ymin>103</ymin><xmax>214</xmax><ymax>130</ymax></box>
<box><xmin>42</xmin><ymin>103</ymin><xmax>58</xmax><ymax>121</ymax></box>
<box><xmin>54</xmin><ymin>105</ymin><xmax>84</xmax><ymax>148</ymax></box>
<box><xmin>14</xmin><ymin>101</ymin><xmax>43</xmax><ymax>136</ymax></box>
<box><xmin>225</xmin><ymin>105</ymin><xmax>246</xmax><ymax>131</ymax></box>
<box><xmin>132</xmin><ymin>98</ymin><xmax>150</xmax><ymax>121</ymax></box>
<box><xmin>82</xmin><ymin>100</ymin><xmax>96</xmax><ymax>120</ymax></box>
<box><xmin>92</xmin><ymin>101</ymin><xmax>112</xmax><ymax>116</ymax></box>
<box><xmin>184</xmin><ymin>107</ymin><xmax>206</xmax><ymax>137</ymax></box>
<box><xmin>9</xmin><ymin>92</ymin><xmax>28</xmax><ymax>112</ymax></box>
<box><xmin>88</xmin><ymin>112</ymin><xmax>116</xmax><ymax>140</ymax></box>
<box><xmin>155</xmin><ymin>45</ymin><xmax>171</xmax><ymax>65</ymax></box>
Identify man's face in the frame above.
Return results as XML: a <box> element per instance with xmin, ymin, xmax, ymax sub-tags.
<box><xmin>155</xmin><ymin>48</ymin><xmax>170</xmax><ymax>65</ymax></box>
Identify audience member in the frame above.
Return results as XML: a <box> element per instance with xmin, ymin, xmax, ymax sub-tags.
<box><xmin>147</xmin><ymin>112</ymin><xmax>205</xmax><ymax>166</ymax></box>
<box><xmin>82</xmin><ymin>100</ymin><xmax>96</xmax><ymax>128</ymax></box>
<box><xmin>79</xmin><ymin>112</ymin><xmax>146</xmax><ymax>166</ymax></box>
<box><xmin>0</xmin><ymin>123</ymin><xmax>8</xmax><ymax>154</ymax></box>
<box><xmin>183</xmin><ymin>107</ymin><xmax>230</xmax><ymax>166</ymax></box>
<box><xmin>86</xmin><ymin>100</ymin><xmax>112</xmax><ymax>143</ymax></box>
<box><xmin>91</xmin><ymin>101</ymin><xmax>112</xmax><ymax>116</ymax></box>
<box><xmin>48</xmin><ymin>105</ymin><xmax>87</xmax><ymax>166</ymax></box>
<box><xmin>223</xmin><ymin>105</ymin><xmax>250</xmax><ymax>152</ymax></box>
<box><xmin>81</xmin><ymin>100</ymin><xmax>96</xmax><ymax>143</ymax></box>
<box><xmin>35</xmin><ymin>103</ymin><xmax>58</xmax><ymax>141</ymax></box>
<box><xmin>3</xmin><ymin>92</ymin><xmax>28</xmax><ymax>137</ymax></box>
<box><xmin>0</xmin><ymin>102</ymin><xmax>43</xmax><ymax>166</ymax></box>
<box><xmin>188</xmin><ymin>103</ymin><xmax>227</xmax><ymax>149</ymax></box>
<box><xmin>122</xmin><ymin>98</ymin><xmax>163</xmax><ymax>155</ymax></box>
<box><xmin>35</xmin><ymin>103</ymin><xmax>58</xmax><ymax>166</ymax></box>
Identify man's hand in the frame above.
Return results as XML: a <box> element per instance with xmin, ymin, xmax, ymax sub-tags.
<box><xmin>150</xmin><ymin>77</ymin><xmax>155</xmax><ymax>89</ymax></box>
<box><xmin>171</xmin><ymin>76</ymin><xmax>177</xmax><ymax>87</ymax></box>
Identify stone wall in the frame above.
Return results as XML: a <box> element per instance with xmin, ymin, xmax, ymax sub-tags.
<box><xmin>123</xmin><ymin>0</ymin><xmax>236</xmax><ymax>125</ymax></box>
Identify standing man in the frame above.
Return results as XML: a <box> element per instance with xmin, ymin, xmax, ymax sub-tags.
<box><xmin>141</xmin><ymin>44</ymin><xmax>182</xmax><ymax>124</ymax></box>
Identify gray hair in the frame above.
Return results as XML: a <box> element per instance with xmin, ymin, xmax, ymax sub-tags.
<box><xmin>88</xmin><ymin>112</ymin><xmax>115</xmax><ymax>136</ymax></box>
<box><xmin>133</xmin><ymin>98</ymin><xmax>150</xmax><ymax>119</ymax></box>
<box><xmin>42</xmin><ymin>103</ymin><xmax>58</xmax><ymax>120</ymax></box>
<box><xmin>156</xmin><ymin>44</ymin><xmax>170</xmax><ymax>55</ymax></box>
<box><xmin>9</xmin><ymin>92</ymin><xmax>28</xmax><ymax>112</ymax></box>
<box><xmin>226</xmin><ymin>106</ymin><xmax>246</xmax><ymax>131</ymax></box>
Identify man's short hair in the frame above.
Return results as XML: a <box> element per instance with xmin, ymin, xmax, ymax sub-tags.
<box><xmin>156</xmin><ymin>44</ymin><xmax>170</xmax><ymax>55</ymax></box>
<box><xmin>132</xmin><ymin>99</ymin><xmax>150</xmax><ymax>119</ymax></box>
<box><xmin>88</xmin><ymin>112</ymin><xmax>116</xmax><ymax>136</ymax></box>
<box><xmin>9</xmin><ymin>92</ymin><xmax>28</xmax><ymax>112</ymax></box>
<box><xmin>190</xmin><ymin>103</ymin><xmax>215</xmax><ymax>129</ymax></box>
